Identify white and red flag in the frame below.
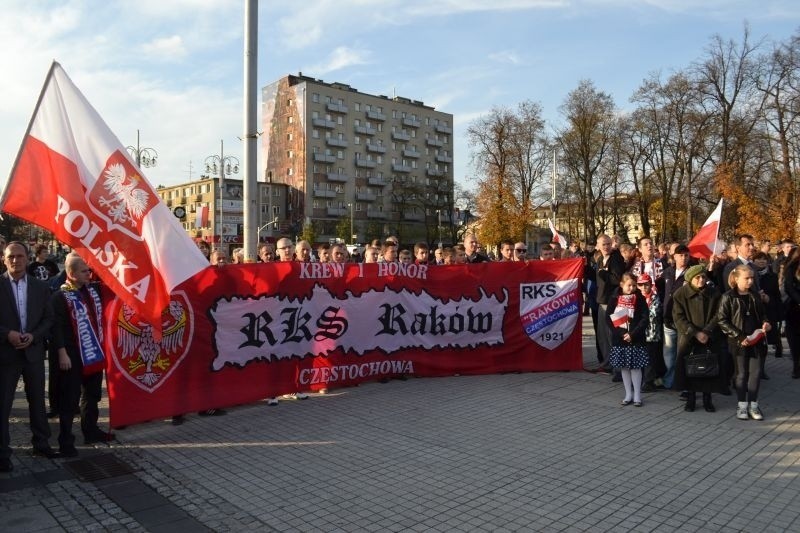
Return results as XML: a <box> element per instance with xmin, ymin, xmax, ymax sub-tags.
<box><xmin>687</xmin><ymin>199</ymin><xmax>723</xmax><ymax>259</ymax></box>
<box><xmin>0</xmin><ymin>62</ymin><xmax>209</xmax><ymax>331</ymax></box>
<box><xmin>196</xmin><ymin>204</ymin><xmax>209</xmax><ymax>229</ymax></box>
<box><xmin>609</xmin><ymin>307</ymin><xmax>629</xmax><ymax>329</ymax></box>
<box><xmin>548</xmin><ymin>218</ymin><xmax>568</xmax><ymax>249</ymax></box>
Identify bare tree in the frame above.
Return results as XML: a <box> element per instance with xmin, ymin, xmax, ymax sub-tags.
<box><xmin>556</xmin><ymin>80</ymin><xmax>618</xmax><ymax>241</ymax></box>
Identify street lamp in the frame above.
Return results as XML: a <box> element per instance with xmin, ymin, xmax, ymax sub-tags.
<box><xmin>126</xmin><ymin>129</ymin><xmax>158</xmax><ymax>168</ymax></box>
<box><xmin>205</xmin><ymin>140</ymin><xmax>240</xmax><ymax>252</ymax></box>
<box><xmin>348</xmin><ymin>202</ymin><xmax>355</xmax><ymax>244</ymax></box>
<box><xmin>437</xmin><ymin>209</ymin><xmax>442</xmax><ymax>248</ymax></box>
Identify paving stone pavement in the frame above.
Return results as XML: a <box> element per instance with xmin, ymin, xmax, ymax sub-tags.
<box><xmin>2</xmin><ymin>316</ymin><xmax>800</xmax><ymax>532</ymax></box>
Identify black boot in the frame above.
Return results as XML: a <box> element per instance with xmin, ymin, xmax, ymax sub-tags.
<box><xmin>702</xmin><ymin>393</ymin><xmax>715</xmax><ymax>412</ymax></box>
<box><xmin>684</xmin><ymin>392</ymin><xmax>696</xmax><ymax>412</ymax></box>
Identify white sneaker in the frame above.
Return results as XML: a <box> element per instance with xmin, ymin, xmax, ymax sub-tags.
<box><xmin>736</xmin><ymin>403</ymin><xmax>749</xmax><ymax>420</ymax></box>
<box><xmin>748</xmin><ymin>402</ymin><xmax>764</xmax><ymax>421</ymax></box>
<box><xmin>267</xmin><ymin>397</ymin><xmax>279</xmax><ymax>406</ymax></box>
<box><xmin>283</xmin><ymin>392</ymin><xmax>309</xmax><ymax>400</ymax></box>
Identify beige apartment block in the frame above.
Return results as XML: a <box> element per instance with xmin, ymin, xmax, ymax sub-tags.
<box><xmin>262</xmin><ymin>73</ymin><xmax>455</xmax><ymax>245</ymax></box>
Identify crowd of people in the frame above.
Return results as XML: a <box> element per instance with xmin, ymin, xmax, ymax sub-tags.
<box><xmin>584</xmin><ymin>233</ymin><xmax>798</xmax><ymax>420</ymax></box>
<box><xmin>2</xmin><ymin>228</ymin><xmax>797</xmax><ymax>473</ymax></box>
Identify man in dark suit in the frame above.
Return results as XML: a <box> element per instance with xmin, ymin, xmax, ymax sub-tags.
<box><xmin>0</xmin><ymin>241</ymin><xmax>58</xmax><ymax>472</ymax></box>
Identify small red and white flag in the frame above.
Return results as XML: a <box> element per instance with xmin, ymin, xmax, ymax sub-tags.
<box><xmin>0</xmin><ymin>62</ymin><xmax>209</xmax><ymax>331</ymax></box>
<box><xmin>196</xmin><ymin>204</ymin><xmax>209</xmax><ymax>229</ymax></box>
<box><xmin>688</xmin><ymin>199</ymin><xmax>723</xmax><ymax>259</ymax></box>
<box><xmin>609</xmin><ymin>307</ymin><xmax>629</xmax><ymax>329</ymax></box>
<box><xmin>548</xmin><ymin>218</ymin><xmax>568</xmax><ymax>249</ymax></box>
<box><xmin>745</xmin><ymin>329</ymin><xmax>766</xmax><ymax>344</ymax></box>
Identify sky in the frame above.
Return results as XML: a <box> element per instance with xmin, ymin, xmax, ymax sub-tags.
<box><xmin>1</xmin><ymin>0</ymin><xmax>799</xmax><ymax>193</ymax></box>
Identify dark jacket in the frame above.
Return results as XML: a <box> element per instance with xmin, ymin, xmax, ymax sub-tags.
<box><xmin>605</xmin><ymin>290</ymin><xmax>648</xmax><ymax>346</ymax></box>
<box><xmin>672</xmin><ymin>282</ymin><xmax>724</xmax><ymax>392</ymax></box>
<box><xmin>657</xmin><ymin>264</ymin><xmax>686</xmax><ymax>330</ymax></box>
<box><xmin>0</xmin><ymin>273</ymin><xmax>54</xmax><ymax>364</ymax></box>
<box><xmin>717</xmin><ymin>288</ymin><xmax>768</xmax><ymax>358</ymax></box>
<box><xmin>596</xmin><ymin>249</ymin><xmax>625</xmax><ymax>305</ymax></box>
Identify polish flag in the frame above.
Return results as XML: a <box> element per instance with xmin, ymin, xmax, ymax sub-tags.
<box><xmin>196</xmin><ymin>204</ymin><xmax>209</xmax><ymax>229</ymax></box>
<box><xmin>688</xmin><ymin>199</ymin><xmax>723</xmax><ymax>259</ymax></box>
<box><xmin>0</xmin><ymin>62</ymin><xmax>209</xmax><ymax>331</ymax></box>
<box><xmin>548</xmin><ymin>218</ymin><xmax>568</xmax><ymax>249</ymax></box>
<box><xmin>609</xmin><ymin>307</ymin><xmax>629</xmax><ymax>329</ymax></box>
<box><xmin>745</xmin><ymin>329</ymin><xmax>765</xmax><ymax>344</ymax></box>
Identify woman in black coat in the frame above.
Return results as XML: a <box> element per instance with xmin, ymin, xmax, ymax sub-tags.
<box><xmin>781</xmin><ymin>248</ymin><xmax>800</xmax><ymax>378</ymax></box>
<box><xmin>672</xmin><ymin>265</ymin><xmax>723</xmax><ymax>412</ymax></box>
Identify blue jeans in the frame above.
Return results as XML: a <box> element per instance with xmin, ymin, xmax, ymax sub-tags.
<box><xmin>663</xmin><ymin>327</ymin><xmax>678</xmax><ymax>389</ymax></box>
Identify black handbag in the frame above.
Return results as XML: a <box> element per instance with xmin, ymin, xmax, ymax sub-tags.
<box><xmin>685</xmin><ymin>348</ymin><xmax>719</xmax><ymax>378</ymax></box>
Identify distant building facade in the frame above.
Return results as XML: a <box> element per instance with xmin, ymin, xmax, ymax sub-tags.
<box><xmin>261</xmin><ymin>73</ymin><xmax>455</xmax><ymax>244</ymax></box>
<box><xmin>156</xmin><ymin>177</ymin><xmax>288</xmax><ymax>252</ymax></box>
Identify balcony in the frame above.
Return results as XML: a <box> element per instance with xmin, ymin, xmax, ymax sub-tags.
<box><xmin>402</xmin><ymin>117</ymin><xmax>421</xmax><ymax>128</ymax></box>
<box><xmin>327</xmin><ymin>172</ymin><xmax>348</xmax><ymax>182</ymax></box>
<box><xmin>327</xmin><ymin>207</ymin><xmax>348</xmax><ymax>217</ymax></box>
<box><xmin>326</xmin><ymin>102</ymin><xmax>348</xmax><ymax>114</ymax></box>
<box><xmin>355</xmin><ymin>159</ymin><xmax>377</xmax><ymax>168</ymax></box>
<box><xmin>179</xmin><ymin>197</ymin><xmax>187</xmax><ymax>205</ymax></box>
<box><xmin>355</xmin><ymin>125</ymin><xmax>377</xmax><ymax>136</ymax></box>
<box><xmin>403</xmin><ymin>211</ymin><xmax>425</xmax><ymax>221</ymax></box>
<box><xmin>403</xmin><ymin>149</ymin><xmax>421</xmax><ymax>159</ymax></box>
<box><xmin>313</xmin><ymin>189</ymin><xmax>337</xmax><ymax>198</ymax></box>
<box><xmin>313</xmin><ymin>153</ymin><xmax>336</xmax><ymax>163</ymax></box>
<box><xmin>326</xmin><ymin>138</ymin><xmax>348</xmax><ymax>148</ymax></box>
<box><xmin>367</xmin><ymin>209</ymin><xmax>387</xmax><ymax>219</ymax></box>
<box><xmin>426</xmin><ymin>168</ymin><xmax>444</xmax><ymax>177</ymax></box>
<box><xmin>392</xmin><ymin>131</ymin><xmax>411</xmax><ymax>141</ymax></box>
<box><xmin>368</xmin><ymin>177</ymin><xmax>389</xmax><ymax>187</ymax></box>
<box><xmin>426</xmin><ymin>138</ymin><xmax>443</xmax><ymax>147</ymax></box>
<box><xmin>194</xmin><ymin>194</ymin><xmax>203</xmax><ymax>201</ymax></box>
<box><xmin>436</xmin><ymin>155</ymin><xmax>453</xmax><ymax>163</ymax></box>
<box><xmin>366</xmin><ymin>110</ymin><xmax>386</xmax><ymax>121</ymax></box>
<box><xmin>356</xmin><ymin>192</ymin><xmax>377</xmax><ymax>202</ymax></box>
<box><xmin>312</xmin><ymin>118</ymin><xmax>336</xmax><ymax>129</ymax></box>
<box><xmin>435</xmin><ymin>124</ymin><xmax>452</xmax><ymax>134</ymax></box>
<box><xmin>366</xmin><ymin>144</ymin><xmax>386</xmax><ymax>153</ymax></box>
<box><xmin>392</xmin><ymin>164</ymin><xmax>412</xmax><ymax>173</ymax></box>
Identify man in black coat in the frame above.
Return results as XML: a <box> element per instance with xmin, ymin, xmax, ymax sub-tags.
<box><xmin>0</xmin><ymin>242</ymin><xmax>58</xmax><ymax>472</ymax></box>
<box><xmin>595</xmin><ymin>235</ymin><xmax>625</xmax><ymax>371</ymax></box>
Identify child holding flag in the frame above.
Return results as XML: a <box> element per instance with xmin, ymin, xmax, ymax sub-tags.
<box><xmin>717</xmin><ymin>264</ymin><xmax>771</xmax><ymax>420</ymax></box>
<box><xmin>606</xmin><ymin>273</ymin><xmax>650</xmax><ymax>407</ymax></box>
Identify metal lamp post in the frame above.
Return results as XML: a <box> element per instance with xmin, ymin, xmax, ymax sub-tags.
<box><xmin>126</xmin><ymin>130</ymin><xmax>158</xmax><ymax>168</ymax></box>
<box><xmin>205</xmin><ymin>140</ymin><xmax>240</xmax><ymax>252</ymax></box>
<box><xmin>348</xmin><ymin>202</ymin><xmax>354</xmax><ymax>244</ymax></box>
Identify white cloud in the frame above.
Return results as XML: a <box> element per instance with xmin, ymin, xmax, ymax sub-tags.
<box><xmin>141</xmin><ymin>35</ymin><xmax>187</xmax><ymax>61</ymax></box>
<box><xmin>303</xmin><ymin>46</ymin><xmax>372</xmax><ymax>76</ymax></box>
<box><xmin>488</xmin><ymin>50</ymin><xmax>523</xmax><ymax>65</ymax></box>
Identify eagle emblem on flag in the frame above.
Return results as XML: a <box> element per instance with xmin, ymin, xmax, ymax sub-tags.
<box><xmin>109</xmin><ymin>291</ymin><xmax>194</xmax><ymax>392</ymax></box>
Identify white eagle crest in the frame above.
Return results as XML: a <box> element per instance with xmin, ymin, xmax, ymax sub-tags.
<box><xmin>116</xmin><ymin>301</ymin><xmax>187</xmax><ymax>387</ymax></box>
<box><xmin>98</xmin><ymin>163</ymin><xmax>149</xmax><ymax>227</ymax></box>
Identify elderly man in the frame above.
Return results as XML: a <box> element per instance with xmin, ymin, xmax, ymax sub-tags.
<box><xmin>258</xmin><ymin>243</ymin><xmax>275</xmax><ymax>263</ymax></box>
<box><xmin>50</xmin><ymin>253</ymin><xmax>115</xmax><ymax>456</ymax></box>
<box><xmin>594</xmin><ymin>234</ymin><xmax>625</xmax><ymax>373</ymax></box>
<box><xmin>0</xmin><ymin>242</ymin><xmax>58</xmax><ymax>471</ymax></box>
<box><xmin>512</xmin><ymin>242</ymin><xmax>528</xmax><ymax>262</ymax></box>
<box><xmin>266</xmin><ymin>237</ymin><xmax>309</xmax><ymax>406</ymax></box>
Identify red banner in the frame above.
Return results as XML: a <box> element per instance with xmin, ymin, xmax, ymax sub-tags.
<box><xmin>105</xmin><ymin>259</ymin><xmax>584</xmax><ymax>427</ymax></box>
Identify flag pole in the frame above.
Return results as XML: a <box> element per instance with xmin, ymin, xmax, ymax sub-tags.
<box><xmin>0</xmin><ymin>61</ymin><xmax>59</xmax><ymax>208</ymax></box>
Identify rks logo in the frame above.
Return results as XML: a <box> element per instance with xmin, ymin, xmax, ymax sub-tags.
<box><xmin>520</xmin><ymin>279</ymin><xmax>580</xmax><ymax>349</ymax></box>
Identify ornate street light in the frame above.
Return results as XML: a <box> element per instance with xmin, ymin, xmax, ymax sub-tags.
<box><xmin>126</xmin><ymin>129</ymin><xmax>158</xmax><ymax>168</ymax></box>
<box><xmin>205</xmin><ymin>140</ymin><xmax>240</xmax><ymax>251</ymax></box>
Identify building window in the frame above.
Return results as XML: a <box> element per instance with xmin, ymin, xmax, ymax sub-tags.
<box><xmin>287</xmin><ymin>133</ymin><xmax>293</xmax><ymax>141</ymax></box>
<box><xmin>312</xmin><ymin>111</ymin><xmax>319</xmax><ymax>119</ymax></box>
<box><xmin>287</xmin><ymin>150</ymin><xmax>293</xmax><ymax>158</ymax></box>
<box><xmin>312</xmin><ymin>93</ymin><xmax>319</xmax><ymax>103</ymax></box>
<box><xmin>337</xmin><ymin>116</ymin><xmax>343</xmax><ymax>125</ymax></box>
<box><xmin>354</xmin><ymin>136</ymin><xmax>360</xmax><ymax>145</ymax></box>
<box><xmin>354</xmin><ymin>102</ymin><xmax>361</xmax><ymax>111</ymax></box>
<box><xmin>287</xmin><ymin>168</ymin><xmax>293</xmax><ymax>176</ymax></box>
<box><xmin>287</xmin><ymin>116</ymin><xmax>293</xmax><ymax>124</ymax></box>
<box><xmin>287</xmin><ymin>99</ymin><xmax>292</xmax><ymax>106</ymax></box>
<box><xmin>337</xmin><ymin>150</ymin><xmax>344</xmax><ymax>159</ymax></box>
<box><xmin>312</xmin><ymin>129</ymin><xmax>319</xmax><ymax>139</ymax></box>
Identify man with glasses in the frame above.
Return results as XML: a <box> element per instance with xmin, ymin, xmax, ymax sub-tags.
<box><xmin>0</xmin><ymin>242</ymin><xmax>58</xmax><ymax>471</ymax></box>
<box><xmin>267</xmin><ymin>237</ymin><xmax>309</xmax><ymax>406</ymax></box>
<box><xmin>512</xmin><ymin>242</ymin><xmax>528</xmax><ymax>262</ymax></box>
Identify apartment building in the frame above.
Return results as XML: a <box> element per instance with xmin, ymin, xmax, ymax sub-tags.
<box><xmin>156</xmin><ymin>177</ymin><xmax>288</xmax><ymax>251</ymax></box>
<box><xmin>262</xmin><ymin>73</ymin><xmax>454</xmax><ymax>244</ymax></box>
